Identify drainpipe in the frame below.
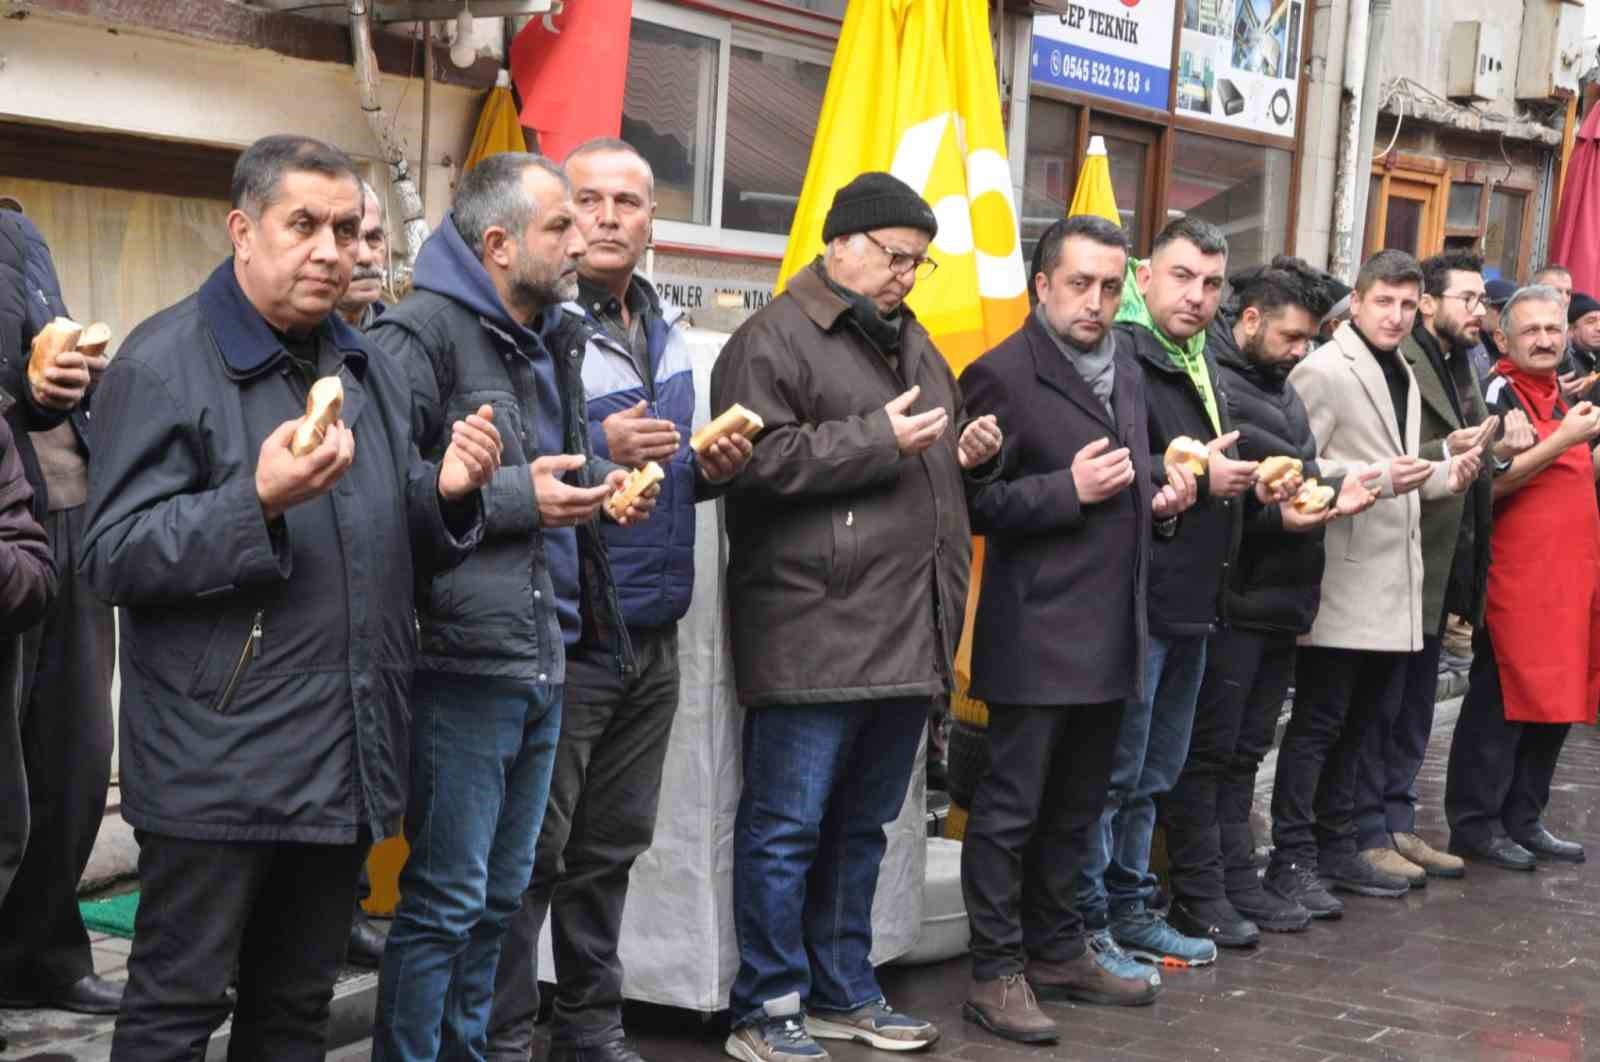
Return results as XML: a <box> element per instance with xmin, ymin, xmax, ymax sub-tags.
<box><xmin>350</xmin><ymin>0</ymin><xmax>430</xmax><ymax>270</ymax></box>
<box><xmin>1329</xmin><ymin>0</ymin><xmax>1370</xmax><ymax>282</ymax></box>
<box><xmin>1350</xmin><ymin>0</ymin><xmax>1390</xmax><ymax>262</ymax></box>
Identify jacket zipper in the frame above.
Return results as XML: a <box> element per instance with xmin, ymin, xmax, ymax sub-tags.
<box><xmin>214</xmin><ymin>611</ymin><xmax>263</xmax><ymax>714</ymax></box>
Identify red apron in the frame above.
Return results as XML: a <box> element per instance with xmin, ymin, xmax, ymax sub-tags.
<box><xmin>1485</xmin><ymin>366</ymin><xmax>1600</xmax><ymax>724</ymax></box>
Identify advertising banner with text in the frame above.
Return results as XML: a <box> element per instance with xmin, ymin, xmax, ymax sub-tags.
<box><xmin>1030</xmin><ymin>0</ymin><xmax>1175</xmax><ymax>112</ymax></box>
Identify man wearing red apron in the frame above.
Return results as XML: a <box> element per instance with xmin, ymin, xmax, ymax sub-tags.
<box><xmin>1445</xmin><ymin>284</ymin><xmax>1600</xmax><ymax>870</ymax></box>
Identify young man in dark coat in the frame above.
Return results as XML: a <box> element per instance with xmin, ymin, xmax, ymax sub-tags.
<box><xmin>1160</xmin><ymin>257</ymin><xmax>1379</xmax><ymax>943</ymax></box>
<box><xmin>958</xmin><ymin>216</ymin><xmax>1196</xmax><ymax>1045</ymax></box>
<box><xmin>714</xmin><ymin>172</ymin><xmax>1001</xmax><ymax>1062</ymax></box>
<box><xmin>84</xmin><ymin>135</ymin><xmax>502</xmax><ymax>1060</ymax></box>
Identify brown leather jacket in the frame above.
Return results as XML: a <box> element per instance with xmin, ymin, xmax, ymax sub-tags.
<box><xmin>710</xmin><ymin>261</ymin><xmax>982</xmax><ymax>707</ymax></box>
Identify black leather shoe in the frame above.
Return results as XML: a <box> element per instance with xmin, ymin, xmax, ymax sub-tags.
<box><xmin>1512</xmin><ymin>828</ymin><xmax>1586</xmax><ymax>863</ymax></box>
<box><xmin>347</xmin><ymin>912</ymin><xmax>387</xmax><ymax>968</ymax></box>
<box><xmin>1168</xmin><ymin>898</ymin><xmax>1260</xmax><ymax>948</ymax></box>
<box><xmin>0</xmin><ymin>973</ymin><xmax>126</xmax><ymax>1015</ymax></box>
<box><xmin>549</xmin><ymin>1040</ymin><xmax>645</xmax><ymax>1062</ymax></box>
<box><xmin>1449</xmin><ymin>835</ymin><xmax>1536</xmax><ymax>872</ymax></box>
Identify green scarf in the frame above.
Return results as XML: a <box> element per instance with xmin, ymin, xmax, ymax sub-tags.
<box><xmin>1115</xmin><ymin>259</ymin><xmax>1220</xmax><ymax>433</ymax></box>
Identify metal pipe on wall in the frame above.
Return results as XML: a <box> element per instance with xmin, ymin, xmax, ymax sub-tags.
<box><xmin>349</xmin><ymin>0</ymin><xmax>430</xmax><ymax>270</ymax></box>
<box><xmin>1349</xmin><ymin>0</ymin><xmax>1390</xmax><ymax>261</ymax></box>
<box><xmin>1328</xmin><ymin>0</ymin><xmax>1370</xmax><ymax>282</ymax></box>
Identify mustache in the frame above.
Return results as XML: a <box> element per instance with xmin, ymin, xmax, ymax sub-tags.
<box><xmin>350</xmin><ymin>267</ymin><xmax>386</xmax><ymax>282</ymax></box>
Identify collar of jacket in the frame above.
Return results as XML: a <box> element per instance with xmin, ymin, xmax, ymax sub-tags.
<box><xmin>786</xmin><ymin>257</ymin><xmax>924</xmax><ymax>334</ymax></box>
<box><xmin>572</xmin><ymin>275</ymin><xmax>686</xmax><ymax>359</ymax></box>
<box><xmin>199</xmin><ymin>259</ymin><xmax>370</xmax><ymax>381</ymax></box>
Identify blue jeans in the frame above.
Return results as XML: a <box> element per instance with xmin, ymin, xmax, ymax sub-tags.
<box><xmin>373</xmin><ymin>672</ymin><xmax>562</xmax><ymax>1062</ymax></box>
<box><xmin>729</xmin><ymin>699</ymin><xmax>926</xmax><ymax>1028</ymax></box>
<box><xmin>1077</xmin><ymin>634</ymin><xmax>1207</xmax><ymax>924</ymax></box>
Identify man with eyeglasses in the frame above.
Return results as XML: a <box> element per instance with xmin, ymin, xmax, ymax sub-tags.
<box><xmin>1353</xmin><ymin>251</ymin><xmax>1534</xmax><ymax>888</ymax></box>
<box><xmin>713</xmin><ymin>171</ymin><xmax>1001</xmax><ymax>1062</ymax></box>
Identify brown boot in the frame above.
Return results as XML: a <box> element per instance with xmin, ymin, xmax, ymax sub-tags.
<box><xmin>1393</xmin><ymin>832</ymin><xmax>1466</xmax><ymax>878</ymax></box>
<box><xmin>1027</xmin><ymin>952</ymin><xmax>1159</xmax><ymax>1007</ymax></box>
<box><xmin>962</xmin><ymin>974</ymin><xmax>1058</xmax><ymax>1044</ymax></box>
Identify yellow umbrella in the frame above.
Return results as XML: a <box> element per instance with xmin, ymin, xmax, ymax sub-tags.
<box><xmin>1067</xmin><ymin>135</ymin><xmax>1121</xmax><ymax>226</ymax></box>
<box><xmin>462</xmin><ymin>71</ymin><xmax>529</xmax><ymax>175</ymax></box>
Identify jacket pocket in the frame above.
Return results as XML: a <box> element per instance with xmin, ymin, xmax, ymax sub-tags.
<box><xmin>826</xmin><ymin>505</ymin><xmax>859</xmax><ymax>599</ymax></box>
<box><xmin>191</xmin><ymin>609</ymin><xmax>264</xmax><ymax>713</ymax></box>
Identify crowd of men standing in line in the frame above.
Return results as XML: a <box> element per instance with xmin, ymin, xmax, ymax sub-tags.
<box><xmin>0</xmin><ymin>132</ymin><xmax>1596</xmax><ymax>1062</ymax></box>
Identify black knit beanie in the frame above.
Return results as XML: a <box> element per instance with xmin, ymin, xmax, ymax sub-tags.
<box><xmin>1569</xmin><ymin>292</ymin><xmax>1600</xmax><ymax>325</ymax></box>
<box><xmin>821</xmin><ymin>172</ymin><xmax>938</xmax><ymax>243</ymax></box>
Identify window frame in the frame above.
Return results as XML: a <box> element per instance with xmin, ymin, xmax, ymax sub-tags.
<box><xmin>634</xmin><ymin>0</ymin><xmax>835</xmax><ymax>257</ymax></box>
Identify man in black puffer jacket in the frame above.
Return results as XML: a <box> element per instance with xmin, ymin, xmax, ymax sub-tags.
<box><xmin>1160</xmin><ymin>259</ymin><xmax>1380</xmax><ymax>946</ymax></box>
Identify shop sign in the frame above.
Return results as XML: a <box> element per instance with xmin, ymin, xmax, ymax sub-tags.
<box><xmin>1030</xmin><ymin>0</ymin><xmax>1175</xmax><ymax>112</ymax></box>
<box><xmin>1176</xmin><ymin>0</ymin><xmax>1301</xmax><ymax>138</ymax></box>
<box><xmin>651</xmin><ymin>273</ymin><xmax>775</xmax><ymax>314</ymax></box>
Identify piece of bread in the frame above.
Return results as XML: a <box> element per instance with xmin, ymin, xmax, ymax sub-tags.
<box><xmin>690</xmin><ymin>403</ymin><xmax>765</xmax><ymax>455</ymax></box>
<box><xmin>27</xmin><ymin>317</ymin><xmax>84</xmax><ymax>393</ymax></box>
<box><xmin>1258</xmin><ymin>455</ymin><xmax>1303</xmax><ymax>488</ymax></box>
<box><xmin>1292</xmin><ymin>478</ymin><xmax>1336</xmax><ymax>514</ymax></box>
<box><xmin>1164</xmin><ymin>435</ymin><xmax>1209</xmax><ymax>477</ymax></box>
<box><xmin>290</xmin><ymin>376</ymin><xmax>345</xmax><ymax>457</ymax></box>
<box><xmin>77</xmin><ymin>322</ymin><xmax>112</xmax><ymax>358</ymax></box>
<box><xmin>605</xmin><ymin>461</ymin><xmax>666</xmax><ymax>520</ymax></box>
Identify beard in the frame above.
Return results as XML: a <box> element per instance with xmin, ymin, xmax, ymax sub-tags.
<box><xmin>1242</xmin><ymin>330</ymin><xmax>1293</xmax><ymax>381</ymax></box>
<box><xmin>1436</xmin><ymin>315</ymin><xmax>1480</xmax><ymax>351</ymax></box>
<box><xmin>509</xmin><ymin>260</ymin><xmax>577</xmax><ymax>316</ymax></box>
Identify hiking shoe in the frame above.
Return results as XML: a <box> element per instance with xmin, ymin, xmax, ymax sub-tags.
<box><xmin>1026</xmin><ymin>952</ymin><xmax>1159</xmax><ymax>1007</ymax></box>
<box><xmin>1393</xmin><ymin>832</ymin><xmax>1465</xmax><ymax>878</ymax></box>
<box><xmin>807</xmin><ymin>1000</ymin><xmax>939</xmax><ymax>1052</ymax></box>
<box><xmin>1168</xmin><ymin>897</ymin><xmax>1260</xmax><ymax>948</ymax></box>
<box><xmin>1087</xmin><ymin>928</ymin><xmax>1160</xmax><ymax>986</ymax></box>
<box><xmin>1110</xmin><ymin>909</ymin><xmax>1218</xmax><ymax>967</ymax></box>
<box><xmin>1319</xmin><ymin>851</ymin><xmax>1409</xmax><ymax>898</ymax></box>
<box><xmin>1264</xmin><ymin>861</ymin><xmax>1343</xmax><ymax>920</ymax></box>
<box><xmin>726</xmin><ymin>1016</ymin><xmax>829</xmax><ymax>1062</ymax></box>
<box><xmin>1228</xmin><ymin>881</ymin><xmax>1311</xmax><ymax>932</ymax></box>
<box><xmin>1362</xmin><ymin>846</ymin><xmax>1426</xmax><ymax>888</ymax></box>
<box><xmin>963</xmin><ymin>974</ymin><xmax>1058</xmax><ymax>1043</ymax></box>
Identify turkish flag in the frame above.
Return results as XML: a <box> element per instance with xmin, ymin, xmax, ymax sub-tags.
<box><xmin>509</xmin><ymin>0</ymin><xmax>633</xmax><ymax>163</ymax></box>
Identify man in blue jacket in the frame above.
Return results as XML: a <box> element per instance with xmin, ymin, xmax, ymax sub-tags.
<box><xmin>486</xmin><ymin>137</ymin><xmax>751</xmax><ymax>1062</ymax></box>
<box><xmin>369</xmin><ymin>152</ymin><xmax>658</xmax><ymax>1061</ymax></box>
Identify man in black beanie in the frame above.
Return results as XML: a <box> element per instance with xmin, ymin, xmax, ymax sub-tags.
<box><xmin>715</xmin><ymin>171</ymin><xmax>1002</xmax><ymax>1062</ymax></box>
<box><xmin>1562</xmin><ymin>292</ymin><xmax>1600</xmax><ymax>398</ymax></box>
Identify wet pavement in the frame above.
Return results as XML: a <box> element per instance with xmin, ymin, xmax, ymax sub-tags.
<box><xmin>6</xmin><ymin>704</ymin><xmax>1599</xmax><ymax>1060</ymax></box>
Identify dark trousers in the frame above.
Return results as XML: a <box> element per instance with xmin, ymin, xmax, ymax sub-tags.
<box><xmin>110</xmin><ymin>833</ymin><xmax>366</xmax><ymax>1061</ymax></box>
<box><xmin>1355</xmin><ymin>634</ymin><xmax>1443</xmax><ymax>849</ymax></box>
<box><xmin>962</xmin><ymin>701</ymin><xmax>1124</xmax><ymax>981</ymax></box>
<box><xmin>0</xmin><ymin>504</ymin><xmax>115</xmax><ymax>993</ymax></box>
<box><xmin>487</xmin><ymin>627</ymin><xmax>680</xmax><ymax>1058</ymax></box>
<box><xmin>1269</xmin><ymin>647</ymin><xmax>1406</xmax><ymax>867</ymax></box>
<box><xmin>1444</xmin><ymin>624</ymin><xmax>1573</xmax><ymax>846</ymax></box>
<box><xmin>0</xmin><ymin>639</ymin><xmax>25</xmax><ymax>909</ymax></box>
<box><xmin>1162</xmin><ymin>628</ymin><xmax>1295</xmax><ymax>902</ymax></box>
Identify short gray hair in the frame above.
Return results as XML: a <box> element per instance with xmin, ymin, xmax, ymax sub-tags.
<box><xmin>564</xmin><ymin>137</ymin><xmax>656</xmax><ymax>197</ymax></box>
<box><xmin>1503</xmin><ymin>284</ymin><xmax>1566</xmax><ymax>331</ymax></box>
<box><xmin>454</xmin><ymin>152</ymin><xmax>569</xmax><ymax>258</ymax></box>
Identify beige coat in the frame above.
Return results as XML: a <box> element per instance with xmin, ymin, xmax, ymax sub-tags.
<box><xmin>1288</xmin><ymin>322</ymin><xmax>1455</xmax><ymax>652</ymax></box>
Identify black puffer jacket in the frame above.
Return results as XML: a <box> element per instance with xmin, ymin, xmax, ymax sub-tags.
<box><xmin>1209</xmin><ymin>317</ymin><xmax>1341</xmax><ymax>635</ymax></box>
<box><xmin>1118</xmin><ymin>321</ymin><xmax>1242</xmax><ymax>637</ymax></box>
<box><xmin>0</xmin><ymin>212</ymin><xmax>72</xmax><ymax>523</ymax></box>
<box><xmin>83</xmin><ymin>260</ymin><xmax>482</xmax><ymax>844</ymax></box>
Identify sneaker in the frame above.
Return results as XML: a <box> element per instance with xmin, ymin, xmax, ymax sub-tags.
<box><xmin>1319</xmin><ymin>851</ymin><xmax>1409</xmax><ymax>898</ymax></box>
<box><xmin>962</xmin><ymin>974</ymin><xmax>1058</xmax><ymax>1044</ymax></box>
<box><xmin>806</xmin><ymin>1000</ymin><xmax>939</xmax><ymax>1052</ymax></box>
<box><xmin>1264</xmin><ymin>861</ymin><xmax>1343</xmax><ymax>920</ymax></box>
<box><xmin>1228</xmin><ymin>881</ymin><xmax>1312</xmax><ymax>932</ymax></box>
<box><xmin>1392</xmin><ymin>832</ymin><xmax>1465</xmax><ymax>878</ymax></box>
<box><xmin>1167</xmin><ymin>897</ymin><xmax>1260</xmax><ymax>948</ymax></box>
<box><xmin>1026</xmin><ymin>951</ymin><xmax>1159</xmax><ymax>1007</ymax></box>
<box><xmin>726</xmin><ymin>1017</ymin><xmax>829</xmax><ymax>1062</ymax></box>
<box><xmin>1361</xmin><ymin>846</ymin><xmax>1426</xmax><ymax>889</ymax></box>
<box><xmin>1109</xmin><ymin>909</ymin><xmax>1218</xmax><ymax>968</ymax></box>
<box><xmin>1087</xmin><ymin>928</ymin><xmax>1160</xmax><ymax>986</ymax></box>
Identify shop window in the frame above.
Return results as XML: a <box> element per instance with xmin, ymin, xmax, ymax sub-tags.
<box><xmin>1447</xmin><ymin>181</ymin><xmax>1483</xmax><ymax>230</ymax></box>
<box><xmin>622</xmin><ymin>0</ymin><xmax>834</xmax><ymax>255</ymax></box>
<box><xmin>1167</xmin><ymin>130</ymin><xmax>1291</xmax><ymax>269</ymax></box>
<box><xmin>1021</xmin><ymin>98</ymin><xmax>1081</xmax><ymax>271</ymax></box>
<box><xmin>1363</xmin><ymin>163</ymin><xmax>1446</xmax><ymax>260</ymax></box>
<box><xmin>1485</xmin><ymin>188</ymin><xmax>1528</xmax><ymax>282</ymax></box>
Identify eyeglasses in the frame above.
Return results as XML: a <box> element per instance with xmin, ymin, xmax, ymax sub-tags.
<box><xmin>861</xmin><ymin>232</ymin><xmax>939</xmax><ymax>279</ymax></box>
<box><xmin>1441</xmin><ymin>291</ymin><xmax>1486</xmax><ymax>312</ymax></box>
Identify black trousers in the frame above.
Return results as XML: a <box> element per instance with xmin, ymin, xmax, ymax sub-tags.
<box><xmin>961</xmin><ymin>701</ymin><xmax>1124</xmax><ymax>982</ymax></box>
<box><xmin>1269</xmin><ymin>647</ymin><xmax>1406</xmax><ymax>867</ymax></box>
<box><xmin>487</xmin><ymin>626</ymin><xmax>680</xmax><ymax>1058</ymax></box>
<box><xmin>0</xmin><ymin>638</ymin><xmax>25</xmax><ymax>910</ymax></box>
<box><xmin>0</xmin><ymin>504</ymin><xmax>115</xmax><ymax>993</ymax></box>
<box><xmin>1355</xmin><ymin>633</ymin><xmax>1443</xmax><ymax>849</ymax></box>
<box><xmin>1162</xmin><ymin>628</ymin><xmax>1295</xmax><ymax>901</ymax></box>
<box><xmin>1444</xmin><ymin>624</ymin><xmax>1572</xmax><ymax>847</ymax></box>
<box><xmin>110</xmin><ymin>832</ymin><xmax>366</xmax><ymax>1061</ymax></box>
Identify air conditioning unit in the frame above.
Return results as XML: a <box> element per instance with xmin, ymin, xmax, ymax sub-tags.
<box><xmin>1516</xmin><ymin>0</ymin><xmax>1586</xmax><ymax>101</ymax></box>
<box><xmin>1002</xmin><ymin>0</ymin><xmax>1071</xmax><ymax>14</ymax></box>
<box><xmin>1446</xmin><ymin>22</ymin><xmax>1503</xmax><ymax>103</ymax></box>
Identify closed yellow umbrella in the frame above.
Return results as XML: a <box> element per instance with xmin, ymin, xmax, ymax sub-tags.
<box><xmin>1068</xmin><ymin>134</ymin><xmax>1121</xmax><ymax>226</ymax></box>
<box><xmin>462</xmin><ymin>71</ymin><xmax>529</xmax><ymax>175</ymax></box>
